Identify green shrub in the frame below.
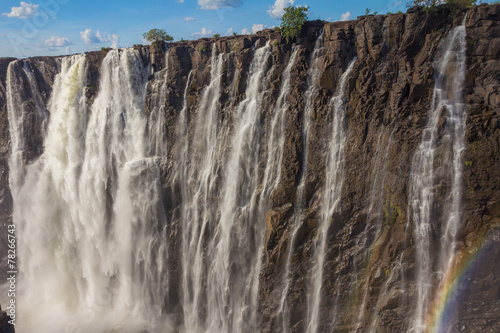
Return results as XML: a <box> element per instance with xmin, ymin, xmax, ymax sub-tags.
<box><xmin>100</xmin><ymin>47</ymin><xmax>112</xmax><ymax>52</ymax></box>
<box><xmin>406</xmin><ymin>0</ymin><xmax>440</xmax><ymax>12</ymax></box>
<box><xmin>446</xmin><ymin>0</ymin><xmax>476</xmax><ymax>12</ymax></box>
<box><xmin>280</xmin><ymin>6</ymin><xmax>308</xmax><ymax>43</ymax></box>
<box><xmin>407</xmin><ymin>0</ymin><xmax>439</xmax><ymax>8</ymax></box>
<box><xmin>199</xmin><ymin>45</ymin><xmax>211</xmax><ymax>53</ymax></box>
<box><xmin>213</xmin><ymin>33</ymin><xmax>221</xmax><ymax>38</ymax></box>
<box><xmin>407</xmin><ymin>0</ymin><xmax>476</xmax><ymax>12</ymax></box>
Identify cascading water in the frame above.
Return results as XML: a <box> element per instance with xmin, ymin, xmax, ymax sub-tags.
<box><xmin>256</xmin><ymin>46</ymin><xmax>299</xmax><ymax>329</ymax></box>
<box><xmin>174</xmin><ymin>69</ymin><xmax>192</xmax><ymax>155</ymax></box>
<box><xmin>276</xmin><ymin>34</ymin><xmax>325</xmax><ymax>333</ymax></box>
<box><xmin>147</xmin><ymin>50</ymin><xmax>169</xmax><ymax>157</ymax></box>
<box><xmin>209</xmin><ymin>42</ymin><xmax>272</xmax><ymax>332</ymax></box>
<box><xmin>259</xmin><ymin>47</ymin><xmax>298</xmax><ymax>208</ymax></box>
<box><xmin>7</xmin><ymin>49</ymin><xmax>175</xmax><ymax>332</ymax></box>
<box><xmin>306</xmin><ymin>59</ymin><xmax>356</xmax><ymax>333</ymax></box>
<box><xmin>178</xmin><ymin>43</ymin><xmax>275</xmax><ymax>333</ymax></box>
<box><xmin>354</xmin><ymin>130</ymin><xmax>395</xmax><ymax>333</ymax></box>
<box><xmin>2</xmin><ymin>12</ymin><xmax>481</xmax><ymax>333</ymax></box>
<box><xmin>6</xmin><ymin>59</ymin><xmax>49</xmax><ymax>196</ymax></box>
<box><xmin>7</xmin><ymin>55</ymin><xmax>91</xmax><ymax>332</ymax></box>
<box><xmin>408</xmin><ymin>21</ymin><xmax>467</xmax><ymax>333</ymax></box>
<box><xmin>179</xmin><ymin>48</ymin><xmax>226</xmax><ymax>332</ymax></box>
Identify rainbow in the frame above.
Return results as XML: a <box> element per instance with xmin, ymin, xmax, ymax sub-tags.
<box><xmin>426</xmin><ymin>230</ymin><xmax>499</xmax><ymax>333</ymax></box>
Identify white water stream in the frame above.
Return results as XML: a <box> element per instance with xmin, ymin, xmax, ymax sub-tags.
<box><xmin>408</xmin><ymin>22</ymin><xmax>467</xmax><ymax>333</ymax></box>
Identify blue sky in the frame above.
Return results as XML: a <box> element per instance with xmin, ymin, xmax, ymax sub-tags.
<box><xmin>0</xmin><ymin>0</ymin><xmax>493</xmax><ymax>58</ymax></box>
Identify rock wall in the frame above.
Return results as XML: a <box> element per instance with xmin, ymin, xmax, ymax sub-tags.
<box><xmin>0</xmin><ymin>4</ymin><xmax>498</xmax><ymax>332</ymax></box>
<box><xmin>0</xmin><ymin>57</ymin><xmax>16</xmax><ymax>283</ymax></box>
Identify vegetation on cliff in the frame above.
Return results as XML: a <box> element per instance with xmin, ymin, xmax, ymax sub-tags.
<box><xmin>408</xmin><ymin>0</ymin><xmax>476</xmax><ymax>12</ymax></box>
<box><xmin>279</xmin><ymin>6</ymin><xmax>308</xmax><ymax>43</ymax></box>
<box><xmin>143</xmin><ymin>28</ymin><xmax>174</xmax><ymax>44</ymax></box>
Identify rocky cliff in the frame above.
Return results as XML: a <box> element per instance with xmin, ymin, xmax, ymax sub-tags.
<box><xmin>0</xmin><ymin>4</ymin><xmax>498</xmax><ymax>333</ymax></box>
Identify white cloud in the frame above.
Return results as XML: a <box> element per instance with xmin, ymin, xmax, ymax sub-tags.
<box><xmin>325</xmin><ymin>17</ymin><xmax>332</xmax><ymax>21</ymax></box>
<box><xmin>2</xmin><ymin>2</ymin><xmax>39</xmax><ymax>19</ymax></box>
<box><xmin>198</xmin><ymin>0</ymin><xmax>242</xmax><ymax>10</ymax></box>
<box><xmin>177</xmin><ymin>0</ymin><xmax>184</xmax><ymax>2</ymax></box>
<box><xmin>80</xmin><ymin>29</ymin><xmax>120</xmax><ymax>48</ymax></box>
<box><xmin>191</xmin><ymin>27</ymin><xmax>214</xmax><ymax>38</ymax></box>
<box><xmin>65</xmin><ymin>46</ymin><xmax>72</xmax><ymax>55</ymax></box>
<box><xmin>96</xmin><ymin>31</ymin><xmax>120</xmax><ymax>48</ymax></box>
<box><xmin>225</xmin><ymin>27</ymin><xmax>234</xmax><ymax>35</ymax></box>
<box><xmin>80</xmin><ymin>29</ymin><xmax>99</xmax><ymax>44</ymax></box>
<box><xmin>267</xmin><ymin>0</ymin><xmax>294</xmax><ymax>19</ymax></box>
<box><xmin>183</xmin><ymin>17</ymin><xmax>195</xmax><ymax>22</ymax></box>
<box><xmin>340</xmin><ymin>11</ymin><xmax>351</xmax><ymax>21</ymax></box>
<box><xmin>44</xmin><ymin>36</ymin><xmax>72</xmax><ymax>47</ymax></box>
<box><xmin>37</xmin><ymin>35</ymin><xmax>72</xmax><ymax>51</ymax></box>
<box><xmin>240</xmin><ymin>24</ymin><xmax>267</xmax><ymax>35</ymax></box>
<box><xmin>251</xmin><ymin>23</ymin><xmax>267</xmax><ymax>33</ymax></box>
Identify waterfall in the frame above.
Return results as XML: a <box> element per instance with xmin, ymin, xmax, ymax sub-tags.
<box><xmin>6</xmin><ymin>60</ymin><xmax>49</xmax><ymax>196</ymax></box>
<box><xmin>6</xmin><ymin>61</ymin><xmax>27</xmax><ymax>198</ymax></box>
<box><xmin>259</xmin><ymin>48</ymin><xmax>298</xmax><ymax>206</ymax></box>
<box><xmin>306</xmin><ymin>59</ymin><xmax>356</xmax><ymax>333</ymax></box>
<box><xmin>7</xmin><ymin>49</ymin><xmax>176</xmax><ymax>332</ymax></box>
<box><xmin>276</xmin><ymin>34</ymin><xmax>325</xmax><ymax>333</ymax></box>
<box><xmin>75</xmin><ymin>48</ymin><xmax>157</xmax><ymax>330</ymax></box>
<box><xmin>179</xmin><ymin>43</ymin><xmax>274</xmax><ymax>332</ymax></box>
<box><xmin>257</xmin><ymin>46</ymin><xmax>299</xmax><ymax>328</ymax></box>
<box><xmin>8</xmin><ymin>42</ymin><xmax>278</xmax><ymax>332</ymax></box>
<box><xmin>175</xmin><ymin>69</ymin><xmax>193</xmax><ymax>152</ymax></box>
<box><xmin>354</xmin><ymin>130</ymin><xmax>395</xmax><ymax>333</ymax></box>
<box><xmin>210</xmin><ymin>41</ymin><xmax>272</xmax><ymax>332</ymax></box>
<box><xmin>147</xmin><ymin>50</ymin><xmax>169</xmax><ymax>157</ymax></box>
<box><xmin>408</xmin><ymin>21</ymin><xmax>467</xmax><ymax>333</ymax></box>
<box><xmin>180</xmin><ymin>48</ymin><xmax>226</xmax><ymax>332</ymax></box>
<box><xmin>9</xmin><ymin>55</ymin><xmax>91</xmax><ymax>332</ymax></box>
<box><xmin>3</xmin><ymin>14</ymin><xmax>477</xmax><ymax>333</ymax></box>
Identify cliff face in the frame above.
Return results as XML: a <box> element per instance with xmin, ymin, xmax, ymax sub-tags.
<box><xmin>0</xmin><ymin>4</ymin><xmax>498</xmax><ymax>333</ymax></box>
<box><xmin>0</xmin><ymin>57</ymin><xmax>16</xmax><ymax>284</ymax></box>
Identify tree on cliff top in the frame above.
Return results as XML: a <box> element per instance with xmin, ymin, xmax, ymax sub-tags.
<box><xmin>143</xmin><ymin>29</ymin><xmax>174</xmax><ymax>44</ymax></box>
<box><xmin>407</xmin><ymin>0</ymin><xmax>476</xmax><ymax>12</ymax></box>
<box><xmin>280</xmin><ymin>6</ymin><xmax>308</xmax><ymax>43</ymax></box>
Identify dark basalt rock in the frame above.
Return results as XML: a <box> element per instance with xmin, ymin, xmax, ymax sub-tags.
<box><xmin>0</xmin><ymin>309</ymin><xmax>14</xmax><ymax>333</ymax></box>
<box><xmin>0</xmin><ymin>4</ymin><xmax>498</xmax><ymax>332</ymax></box>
